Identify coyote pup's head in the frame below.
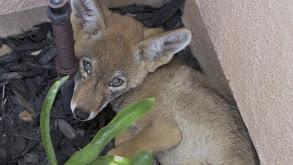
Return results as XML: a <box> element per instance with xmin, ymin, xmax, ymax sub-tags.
<box><xmin>70</xmin><ymin>0</ymin><xmax>191</xmax><ymax>120</ymax></box>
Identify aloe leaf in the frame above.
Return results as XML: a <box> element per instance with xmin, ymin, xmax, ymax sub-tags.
<box><xmin>87</xmin><ymin>151</ymin><xmax>153</xmax><ymax>165</ymax></box>
<box><xmin>130</xmin><ymin>151</ymin><xmax>153</xmax><ymax>165</ymax></box>
<box><xmin>87</xmin><ymin>155</ymin><xmax>132</xmax><ymax>165</ymax></box>
<box><xmin>40</xmin><ymin>75</ymin><xmax>69</xmax><ymax>165</ymax></box>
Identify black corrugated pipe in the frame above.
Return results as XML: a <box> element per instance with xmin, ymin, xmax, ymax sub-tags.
<box><xmin>47</xmin><ymin>0</ymin><xmax>78</xmax><ymax>112</ymax></box>
<box><xmin>47</xmin><ymin>0</ymin><xmax>78</xmax><ymax>78</ymax></box>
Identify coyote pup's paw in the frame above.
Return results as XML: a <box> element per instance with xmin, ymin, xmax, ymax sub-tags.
<box><xmin>114</xmin><ymin>129</ymin><xmax>134</xmax><ymax>147</ymax></box>
<box><xmin>107</xmin><ymin>147</ymin><xmax>134</xmax><ymax>158</ymax></box>
<box><xmin>107</xmin><ymin>149</ymin><xmax>160</xmax><ymax>165</ymax></box>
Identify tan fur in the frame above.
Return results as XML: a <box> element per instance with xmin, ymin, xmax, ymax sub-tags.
<box><xmin>70</xmin><ymin>0</ymin><xmax>259</xmax><ymax>164</ymax></box>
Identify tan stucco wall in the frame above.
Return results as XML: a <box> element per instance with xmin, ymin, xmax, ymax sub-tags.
<box><xmin>184</xmin><ymin>0</ymin><xmax>293</xmax><ymax>164</ymax></box>
<box><xmin>0</xmin><ymin>6</ymin><xmax>49</xmax><ymax>38</ymax></box>
<box><xmin>0</xmin><ymin>0</ymin><xmax>46</xmax><ymax>15</ymax></box>
<box><xmin>0</xmin><ymin>0</ymin><xmax>48</xmax><ymax>37</ymax></box>
<box><xmin>182</xmin><ymin>0</ymin><xmax>233</xmax><ymax>103</ymax></box>
<box><xmin>0</xmin><ymin>0</ymin><xmax>170</xmax><ymax>37</ymax></box>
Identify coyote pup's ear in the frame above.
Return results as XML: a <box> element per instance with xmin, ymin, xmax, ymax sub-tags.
<box><xmin>71</xmin><ymin>0</ymin><xmax>105</xmax><ymax>35</ymax></box>
<box><xmin>138</xmin><ymin>28</ymin><xmax>192</xmax><ymax>61</ymax></box>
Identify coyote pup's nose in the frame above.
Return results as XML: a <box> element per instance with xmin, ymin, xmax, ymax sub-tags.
<box><xmin>74</xmin><ymin>108</ymin><xmax>90</xmax><ymax>120</ymax></box>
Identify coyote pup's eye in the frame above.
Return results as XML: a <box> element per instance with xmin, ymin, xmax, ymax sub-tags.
<box><xmin>83</xmin><ymin>60</ymin><xmax>91</xmax><ymax>74</ymax></box>
<box><xmin>109</xmin><ymin>78</ymin><xmax>124</xmax><ymax>87</ymax></box>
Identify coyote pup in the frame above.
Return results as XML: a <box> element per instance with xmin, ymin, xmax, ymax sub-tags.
<box><xmin>70</xmin><ymin>0</ymin><xmax>258</xmax><ymax>164</ymax></box>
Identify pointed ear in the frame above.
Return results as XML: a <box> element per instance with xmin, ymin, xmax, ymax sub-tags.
<box><xmin>138</xmin><ymin>28</ymin><xmax>192</xmax><ymax>61</ymax></box>
<box><xmin>70</xmin><ymin>0</ymin><xmax>106</xmax><ymax>35</ymax></box>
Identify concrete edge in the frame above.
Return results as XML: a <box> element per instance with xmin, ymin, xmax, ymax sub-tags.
<box><xmin>0</xmin><ymin>6</ymin><xmax>49</xmax><ymax>38</ymax></box>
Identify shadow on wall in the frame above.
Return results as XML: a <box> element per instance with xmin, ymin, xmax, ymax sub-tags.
<box><xmin>182</xmin><ymin>0</ymin><xmax>234</xmax><ymax>103</ymax></box>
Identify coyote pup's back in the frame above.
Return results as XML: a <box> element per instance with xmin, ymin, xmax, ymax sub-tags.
<box><xmin>70</xmin><ymin>0</ymin><xmax>259</xmax><ymax>164</ymax></box>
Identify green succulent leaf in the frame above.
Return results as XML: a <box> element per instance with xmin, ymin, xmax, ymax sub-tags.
<box><xmin>130</xmin><ymin>151</ymin><xmax>153</xmax><ymax>165</ymax></box>
<box><xmin>87</xmin><ymin>155</ymin><xmax>132</xmax><ymax>165</ymax></box>
<box><xmin>87</xmin><ymin>151</ymin><xmax>153</xmax><ymax>165</ymax></box>
<box><xmin>40</xmin><ymin>75</ymin><xmax>69</xmax><ymax>165</ymax></box>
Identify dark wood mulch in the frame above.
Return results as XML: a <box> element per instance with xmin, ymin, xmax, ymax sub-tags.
<box><xmin>0</xmin><ymin>0</ymin><xmax>201</xmax><ymax>164</ymax></box>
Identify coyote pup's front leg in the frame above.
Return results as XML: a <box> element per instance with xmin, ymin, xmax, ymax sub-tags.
<box><xmin>114</xmin><ymin>129</ymin><xmax>134</xmax><ymax>147</ymax></box>
<box><xmin>107</xmin><ymin>120</ymin><xmax>182</xmax><ymax>158</ymax></box>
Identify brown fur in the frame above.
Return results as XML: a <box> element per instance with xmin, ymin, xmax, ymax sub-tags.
<box><xmin>70</xmin><ymin>0</ymin><xmax>259</xmax><ymax>164</ymax></box>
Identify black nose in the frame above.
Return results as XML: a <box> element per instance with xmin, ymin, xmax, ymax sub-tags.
<box><xmin>74</xmin><ymin>108</ymin><xmax>90</xmax><ymax>120</ymax></box>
